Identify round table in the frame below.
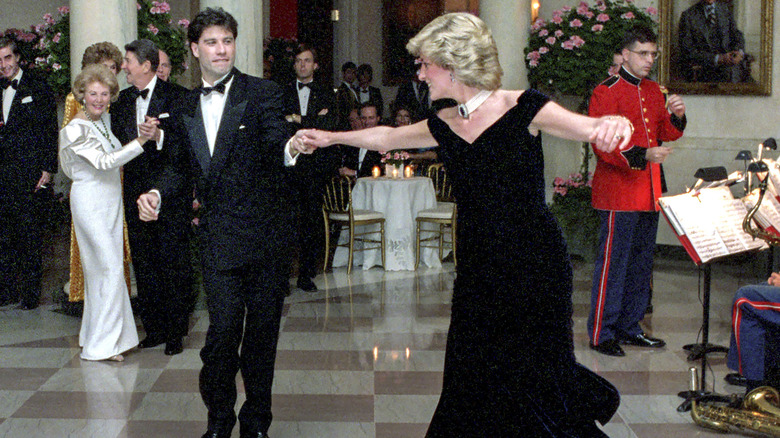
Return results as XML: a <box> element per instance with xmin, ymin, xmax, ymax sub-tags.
<box><xmin>332</xmin><ymin>176</ymin><xmax>446</xmax><ymax>271</ymax></box>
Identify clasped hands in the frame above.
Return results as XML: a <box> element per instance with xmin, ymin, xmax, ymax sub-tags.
<box><xmin>138</xmin><ymin>116</ymin><xmax>161</xmax><ymax>142</ymax></box>
<box><xmin>291</xmin><ymin>129</ymin><xmax>328</xmax><ymax>155</ymax></box>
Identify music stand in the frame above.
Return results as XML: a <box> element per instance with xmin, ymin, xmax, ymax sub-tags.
<box><xmin>676</xmin><ymin>167</ymin><xmax>731</xmax><ymax>412</ymax></box>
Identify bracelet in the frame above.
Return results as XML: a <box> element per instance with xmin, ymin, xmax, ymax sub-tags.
<box><xmin>606</xmin><ymin>115</ymin><xmax>634</xmax><ymax>137</ymax></box>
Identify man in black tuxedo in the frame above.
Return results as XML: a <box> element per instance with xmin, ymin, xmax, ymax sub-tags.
<box><xmin>340</xmin><ymin>103</ymin><xmax>384</xmax><ymax>178</ymax></box>
<box><xmin>335</xmin><ymin>61</ymin><xmax>358</xmax><ymax>130</ymax></box>
<box><xmin>111</xmin><ymin>39</ymin><xmax>192</xmax><ymax>355</ymax></box>
<box><xmin>0</xmin><ymin>37</ymin><xmax>57</xmax><ymax>309</ymax></box>
<box><xmin>356</xmin><ymin>63</ymin><xmax>383</xmax><ymax>118</ymax></box>
<box><xmin>137</xmin><ymin>8</ymin><xmax>306</xmax><ymax>438</ymax></box>
<box><xmin>395</xmin><ymin>75</ymin><xmax>430</xmax><ymax>120</ymax></box>
<box><xmin>283</xmin><ymin>45</ymin><xmax>339</xmax><ymax>292</ymax></box>
<box><xmin>678</xmin><ymin>0</ymin><xmax>748</xmax><ymax>82</ymax></box>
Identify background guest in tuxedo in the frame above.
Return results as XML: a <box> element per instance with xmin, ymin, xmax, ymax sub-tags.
<box><xmin>395</xmin><ymin>70</ymin><xmax>430</xmax><ymax>120</ymax></box>
<box><xmin>335</xmin><ymin>61</ymin><xmax>358</xmax><ymax>130</ymax></box>
<box><xmin>61</xmin><ymin>42</ymin><xmax>130</xmax><ymax>304</ymax></box>
<box><xmin>136</xmin><ymin>8</ymin><xmax>304</xmax><ymax>437</ymax></box>
<box><xmin>60</xmin><ymin>64</ymin><xmax>155</xmax><ymax>361</ymax></box>
<box><xmin>112</xmin><ymin>39</ymin><xmax>192</xmax><ymax>356</ymax></box>
<box><xmin>356</xmin><ymin>63</ymin><xmax>383</xmax><ymax>117</ymax></box>
<box><xmin>0</xmin><ymin>36</ymin><xmax>58</xmax><ymax>309</ymax></box>
<box><xmin>283</xmin><ymin>45</ymin><xmax>339</xmax><ymax>292</ymax></box>
<box><xmin>339</xmin><ymin>103</ymin><xmax>383</xmax><ymax>178</ymax></box>
<box><xmin>678</xmin><ymin>0</ymin><xmax>749</xmax><ymax>83</ymax></box>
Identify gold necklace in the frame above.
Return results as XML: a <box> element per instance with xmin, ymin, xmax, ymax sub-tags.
<box><xmin>85</xmin><ymin>110</ymin><xmax>110</xmax><ymax>140</ymax></box>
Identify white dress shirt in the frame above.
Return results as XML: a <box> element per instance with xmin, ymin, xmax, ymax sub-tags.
<box><xmin>2</xmin><ymin>69</ymin><xmax>22</xmax><ymax>124</ymax></box>
<box><xmin>135</xmin><ymin>75</ymin><xmax>164</xmax><ymax>149</ymax></box>
<box><xmin>296</xmin><ymin>80</ymin><xmax>312</xmax><ymax>116</ymax></box>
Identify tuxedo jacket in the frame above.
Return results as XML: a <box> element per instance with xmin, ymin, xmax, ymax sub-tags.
<box><xmin>679</xmin><ymin>1</ymin><xmax>744</xmax><ymax>69</ymax></box>
<box><xmin>111</xmin><ymin>79</ymin><xmax>189</xmax><ymax>224</ymax></box>
<box><xmin>282</xmin><ymin>81</ymin><xmax>340</xmax><ymax>179</ymax></box>
<box><xmin>394</xmin><ymin>80</ymin><xmax>430</xmax><ymax>120</ymax></box>
<box><xmin>357</xmin><ymin>85</ymin><xmax>384</xmax><ymax>117</ymax></box>
<box><xmin>161</xmin><ymin>69</ymin><xmax>295</xmax><ymax>272</ymax></box>
<box><xmin>335</xmin><ymin>81</ymin><xmax>358</xmax><ymax>129</ymax></box>
<box><xmin>0</xmin><ymin>70</ymin><xmax>57</xmax><ymax>196</ymax></box>
<box><xmin>342</xmin><ymin>147</ymin><xmax>383</xmax><ymax>178</ymax></box>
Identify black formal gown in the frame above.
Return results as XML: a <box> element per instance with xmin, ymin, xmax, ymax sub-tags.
<box><xmin>425</xmin><ymin>89</ymin><xmax>619</xmax><ymax>437</ymax></box>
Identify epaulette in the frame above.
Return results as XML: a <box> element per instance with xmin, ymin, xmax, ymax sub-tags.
<box><xmin>601</xmin><ymin>75</ymin><xmax>620</xmax><ymax>88</ymax></box>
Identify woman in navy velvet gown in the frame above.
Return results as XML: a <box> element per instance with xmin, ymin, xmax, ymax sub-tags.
<box><xmin>297</xmin><ymin>13</ymin><xmax>633</xmax><ymax>437</ymax></box>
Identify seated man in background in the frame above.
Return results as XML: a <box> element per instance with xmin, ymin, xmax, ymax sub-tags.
<box><xmin>678</xmin><ymin>0</ymin><xmax>750</xmax><ymax>83</ymax></box>
<box><xmin>727</xmin><ymin>273</ymin><xmax>780</xmax><ymax>393</ymax></box>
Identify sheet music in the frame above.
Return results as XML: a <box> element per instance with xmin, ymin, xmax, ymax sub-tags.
<box><xmin>659</xmin><ymin>186</ymin><xmax>766</xmax><ymax>263</ymax></box>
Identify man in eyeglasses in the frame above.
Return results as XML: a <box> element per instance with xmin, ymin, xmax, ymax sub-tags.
<box><xmin>586</xmin><ymin>25</ymin><xmax>687</xmax><ymax>357</ymax></box>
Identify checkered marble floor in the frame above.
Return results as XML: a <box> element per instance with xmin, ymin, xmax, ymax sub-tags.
<box><xmin>0</xmin><ymin>248</ymin><xmax>766</xmax><ymax>437</ymax></box>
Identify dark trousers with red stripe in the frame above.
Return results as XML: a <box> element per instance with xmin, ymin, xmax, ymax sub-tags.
<box><xmin>727</xmin><ymin>284</ymin><xmax>780</xmax><ymax>384</ymax></box>
<box><xmin>588</xmin><ymin>210</ymin><xmax>658</xmax><ymax>345</ymax></box>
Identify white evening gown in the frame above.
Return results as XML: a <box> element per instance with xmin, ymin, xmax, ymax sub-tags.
<box><xmin>59</xmin><ymin>116</ymin><xmax>144</xmax><ymax>360</ymax></box>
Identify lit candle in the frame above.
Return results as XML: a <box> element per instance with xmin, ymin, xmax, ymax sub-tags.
<box><xmin>392</xmin><ymin>167</ymin><xmax>398</xmax><ymax>178</ymax></box>
<box><xmin>372</xmin><ymin>166</ymin><xmax>380</xmax><ymax>178</ymax></box>
<box><xmin>404</xmin><ymin>166</ymin><xmax>413</xmax><ymax>178</ymax></box>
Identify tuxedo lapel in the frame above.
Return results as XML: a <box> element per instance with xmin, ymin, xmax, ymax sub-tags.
<box><xmin>209</xmin><ymin>73</ymin><xmax>248</xmax><ymax>182</ymax></box>
<box><xmin>184</xmin><ymin>92</ymin><xmax>210</xmax><ymax>176</ymax></box>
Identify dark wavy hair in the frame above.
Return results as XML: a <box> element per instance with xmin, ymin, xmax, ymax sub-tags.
<box><xmin>188</xmin><ymin>7</ymin><xmax>238</xmax><ymax>43</ymax></box>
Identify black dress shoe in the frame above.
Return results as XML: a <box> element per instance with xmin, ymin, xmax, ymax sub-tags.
<box><xmin>164</xmin><ymin>338</ymin><xmax>183</xmax><ymax>356</ymax></box>
<box><xmin>138</xmin><ymin>336</ymin><xmax>165</xmax><ymax>349</ymax></box>
<box><xmin>725</xmin><ymin>372</ymin><xmax>747</xmax><ymax>387</ymax></box>
<box><xmin>297</xmin><ymin>277</ymin><xmax>318</xmax><ymax>292</ymax></box>
<box><xmin>589</xmin><ymin>339</ymin><xmax>625</xmax><ymax>357</ymax></box>
<box><xmin>239</xmin><ymin>432</ymin><xmax>270</xmax><ymax>438</ymax></box>
<box><xmin>618</xmin><ymin>332</ymin><xmax>666</xmax><ymax>348</ymax></box>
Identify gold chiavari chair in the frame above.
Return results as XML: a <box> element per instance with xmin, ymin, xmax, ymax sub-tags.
<box><xmin>322</xmin><ymin>175</ymin><xmax>386</xmax><ymax>274</ymax></box>
<box><xmin>415</xmin><ymin>163</ymin><xmax>456</xmax><ymax>269</ymax></box>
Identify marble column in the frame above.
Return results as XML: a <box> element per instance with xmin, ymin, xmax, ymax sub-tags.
<box><xmin>198</xmin><ymin>0</ymin><xmax>263</xmax><ymax>77</ymax></box>
<box><xmin>69</xmin><ymin>0</ymin><xmax>137</xmax><ymax>84</ymax></box>
<box><xmin>480</xmin><ymin>0</ymin><xmax>531</xmax><ymax>90</ymax></box>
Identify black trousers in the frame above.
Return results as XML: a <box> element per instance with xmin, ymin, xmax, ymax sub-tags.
<box><xmin>126</xmin><ymin>216</ymin><xmax>193</xmax><ymax>340</ymax></box>
<box><xmin>0</xmin><ymin>192</ymin><xmax>43</xmax><ymax>307</ymax></box>
<box><xmin>199</xmin><ymin>259</ymin><xmax>286</xmax><ymax>436</ymax></box>
<box><xmin>292</xmin><ymin>172</ymin><xmax>327</xmax><ymax>280</ymax></box>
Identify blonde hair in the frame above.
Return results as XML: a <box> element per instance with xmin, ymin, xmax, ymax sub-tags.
<box><xmin>72</xmin><ymin>64</ymin><xmax>119</xmax><ymax>103</ymax></box>
<box><xmin>81</xmin><ymin>41</ymin><xmax>122</xmax><ymax>69</ymax></box>
<box><xmin>406</xmin><ymin>13</ymin><xmax>502</xmax><ymax>90</ymax></box>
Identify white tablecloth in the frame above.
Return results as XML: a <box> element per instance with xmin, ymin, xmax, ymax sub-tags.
<box><xmin>333</xmin><ymin>176</ymin><xmax>446</xmax><ymax>271</ymax></box>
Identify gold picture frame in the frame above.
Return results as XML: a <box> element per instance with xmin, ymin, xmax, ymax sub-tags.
<box><xmin>657</xmin><ymin>0</ymin><xmax>773</xmax><ymax>95</ymax></box>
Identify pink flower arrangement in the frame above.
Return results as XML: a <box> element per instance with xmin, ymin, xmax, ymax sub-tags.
<box><xmin>561</xmin><ymin>40</ymin><xmax>575</xmax><ymax>50</ymax></box>
<box><xmin>545</xmin><ymin>36</ymin><xmax>557</xmax><ymax>45</ymax></box>
<box><xmin>57</xmin><ymin>6</ymin><xmax>69</xmax><ymax>15</ymax></box>
<box><xmin>621</xmin><ymin>12</ymin><xmax>635</xmax><ymax>19</ymax></box>
<box><xmin>147</xmin><ymin>24</ymin><xmax>159</xmax><ymax>35</ymax></box>
<box><xmin>52</xmin><ymin>32</ymin><xmax>60</xmax><ymax>43</ymax></box>
<box><xmin>645</xmin><ymin>7</ymin><xmax>657</xmax><ymax>16</ymax></box>
<box><xmin>539</xmin><ymin>29</ymin><xmax>549</xmax><ymax>37</ymax></box>
<box><xmin>570</xmin><ymin>35</ymin><xmax>586</xmax><ymax>48</ymax></box>
<box><xmin>596</xmin><ymin>13</ymin><xmax>610</xmax><ymax>22</ymax></box>
<box><xmin>527</xmin><ymin>51</ymin><xmax>541</xmax><ymax>61</ymax></box>
<box><xmin>381</xmin><ymin>151</ymin><xmax>411</xmax><ymax>166</ymax></box>
<box><xmin>552</xmin><ymin>15</ymin><xmax>564</xmax><ymax>24</ymax></box>
<box><xmin>539</xmin><ymin>46</ymin><xmax>550</xmax><ymax>54</ymax></box>
<box><xmin>555</xmin><ymin>30</ymin><xmax>564</xmax><ymax>37</ymax></box>
<box><xmin>178</xmin><ymin>18</ymin><xmax>190</xmax><ymax>28</ymax></box>
<box><xmin>569</xmin><ymin>19</ymin><xmax>583</xmax><ymax>28</ymax></box>
<box><xmin>591</xmin><ymin>24</ymin><xmax>604</xmax><ymax>32</ymax></box>
<box><xmin>43</xmin><ymin>13</ymin><xmax>55</xmax><ymax>25</ymax></box>
<box><xmin>149</xmin><ymin>1</ymin><xmax>171</xmax><ymax>14</ymax></box>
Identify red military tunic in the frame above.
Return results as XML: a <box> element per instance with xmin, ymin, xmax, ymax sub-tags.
<box><xmin>589</xmin><ymin>67</ymin><xmax>685</xmax><ymax>212</ymax></box>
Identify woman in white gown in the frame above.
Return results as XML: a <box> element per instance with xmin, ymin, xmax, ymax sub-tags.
<box><xmin>59</xmin><ymin>64</ymin><xmax>155</xmax><ymax>361</ymax></box>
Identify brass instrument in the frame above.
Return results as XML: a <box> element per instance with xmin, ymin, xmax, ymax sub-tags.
<box><xmin>742</xmin><ymin>160</ymin><xmax>780</xmax><ymax>246</ymax></box>
<box><xmin>689</xmin><ymin>367</ymin><xmax>780</xmax><ymax>436</ymax></box>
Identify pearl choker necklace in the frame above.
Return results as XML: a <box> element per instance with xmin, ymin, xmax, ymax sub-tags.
<box><xmin>457</xmin><ymin>90</ymin><xmax>493</xmax><ymax>119</ymax></box>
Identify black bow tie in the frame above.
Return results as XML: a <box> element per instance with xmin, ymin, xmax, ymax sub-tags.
<box><xmin>131</xmin><ymin>88</ymin><xmax>150</xmax><ymax>99</ymax></box>
<box><xmin>298</xmin><ymin>82</ymin><xmax>311</xmax><ymax>90</ymax></box>
<box><xmin>201</xmin><ymin>82</ymin><xmax>226</xmax><ymax>96</ymax></box>
<box><xmin>0</xmin><ymin>78</ymin><xmax>18</xmax><ymax>90</ymax></box>
<box><xmin>201</xmin><ymin>70</ymin><xmax>235</xmax><ymax>96</ymax></box>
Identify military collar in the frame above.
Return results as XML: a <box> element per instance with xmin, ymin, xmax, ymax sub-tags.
<box><xmin>619</xmin><ymin>66</ymin><xmax>642</xmax><ymax>86</ymax></box>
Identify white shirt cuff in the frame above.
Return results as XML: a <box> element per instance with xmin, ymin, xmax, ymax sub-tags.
<box><xmin>148</xmin><ymin>189</ymin><xmax>162</xmax><ymax>214</ymax></box>
<box><xmin>157</xmin><ymin>129</ymin><xmax>164</xmax><ymax>151</ymax></box>
<box><xmin>284</xmin><ymin>138</ymin><xmax>298</xmax><ymax>167</ymax></box>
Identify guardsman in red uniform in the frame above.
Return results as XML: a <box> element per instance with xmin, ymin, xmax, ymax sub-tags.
<box><xmin>588</xmin><ymin>25</ymin><xmax>687</xmax><ymax>357</ymax></box>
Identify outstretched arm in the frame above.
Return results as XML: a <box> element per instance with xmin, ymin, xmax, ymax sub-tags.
<box><xmin>297</xmin><ymin>120</ymin><xmax>438</xmax><ymax>152</ymax></box>
<box><xmin>530</xmin><ymin>100</ymin><xmax>632</xmax><ymax>153</ymax></box>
